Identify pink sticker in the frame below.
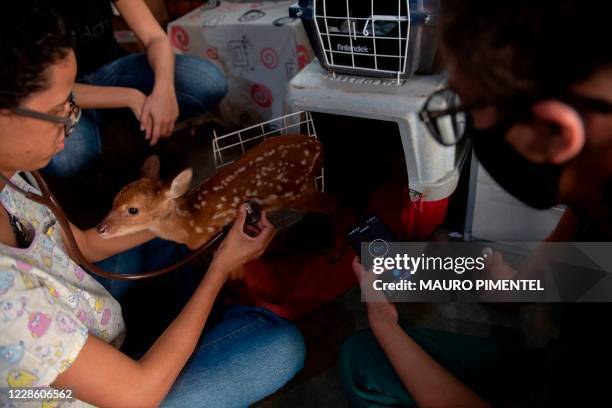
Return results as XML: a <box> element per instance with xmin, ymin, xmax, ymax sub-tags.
<box><xmin>170</xmin><ymin>26</ymin><xmax>190</xmax><ymax>52</ymax></box>
<box><xmin>261</xmin><ymin>48</ymin><xmax>279</xmax><ymax>69</ymax></box>
<box><xmin>207</xmin><ymin>47</ymin><xmax>219</xmax><ymax>60</ymax></box>
<box><xmin>297</xmin><ymin>45</ymin><xmax>309</xmax><ymax>70</ymax></box>
<box><xmin>251</xmin><ymin>84</ymin><xmax>273</xmax><ymax>108</ymax></box>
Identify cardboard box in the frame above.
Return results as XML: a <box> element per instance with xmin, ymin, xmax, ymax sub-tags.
<box><xmin>167</xmin><ymin>0</ymin><xmax>314</xmax><ymax>127</ymax></box>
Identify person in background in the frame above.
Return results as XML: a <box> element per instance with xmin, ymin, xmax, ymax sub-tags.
<box><xmin>0</xmin><ymin>3</ymin><xmax>303</xmax><ymax>406</ymax></box>
<box><xmin>340</xmin><ymin>0</ymin><xmax>612</xmax><ymax>406</ymax></box>
<box><xmin>46</xmin><ymin>0</ymin><xmax>228</xmax><ymax>177</ymax></box>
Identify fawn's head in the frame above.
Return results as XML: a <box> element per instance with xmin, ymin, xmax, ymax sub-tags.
<box><xmin>97</xmin><ymin>156</ymin><xmax>193</xmax><ymax>238</ymax></box>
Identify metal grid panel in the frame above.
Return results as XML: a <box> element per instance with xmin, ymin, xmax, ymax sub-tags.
<box><xmin>313</xmin><ymin>0</ymin><xmax>411</xmax><ymax>81</ymax></box>
<box><xmin>212</xmin><ymin>111</ymin><xmax>325</xmax><ymax>192</ymax></box>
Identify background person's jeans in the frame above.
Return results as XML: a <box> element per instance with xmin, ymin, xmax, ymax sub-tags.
<box><xmin>45</xmin><ymin>53</ymin><xmax>228</xmax><ymax>177</ymax></box>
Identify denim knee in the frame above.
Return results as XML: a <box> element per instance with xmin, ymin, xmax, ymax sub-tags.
<box><xmin>174</xmin><ymin>55</ymin><xmax>228</xmax><ymax>117</ymax></box>
<box><xmin>44</xmin><ymin>109</ymin><xmax>101</xmax><ymax>177</ymax></box>
<box><xmin>161</xmin><ymin>308</ymin><xmax>305</xmax><ymax>407</ymax></box>
<box><xmin>261</xmin><ymin>317</ymin><xmax>306</xmax><ymax>386</ymax></box>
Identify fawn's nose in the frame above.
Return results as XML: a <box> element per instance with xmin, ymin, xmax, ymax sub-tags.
<box><xmin>96</xmin><ymin>222</ymin><xmax>108</xmax><ymax>235</ymax></box>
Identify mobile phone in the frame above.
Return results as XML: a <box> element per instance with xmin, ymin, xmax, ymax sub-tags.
<box><xmin>347</xmin><ymin>215</ymin><xmax>396</xmax><ymax>256</ymax></box>
<box><xmin>348</xmin><ymin>215</ymin><xmax>409</xmax><ymax>299</ymax></box>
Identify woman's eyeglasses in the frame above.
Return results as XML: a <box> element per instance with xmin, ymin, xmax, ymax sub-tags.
<box><xmin>11</xmin><ymin>92</ymin><xmax>81</xmax><ymax>137</ymax></box>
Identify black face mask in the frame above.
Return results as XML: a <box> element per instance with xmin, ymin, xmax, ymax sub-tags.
<box><xmin>469</xmin><ymin>119</ymin><xmax>563</xmax><ymax>210</ymax></box>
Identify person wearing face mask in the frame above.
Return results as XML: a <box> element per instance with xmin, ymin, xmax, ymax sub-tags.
<box><xmin>340</xmin><ymin>1</ymin><xmax>612</xmax><ymax>406</ymax></box>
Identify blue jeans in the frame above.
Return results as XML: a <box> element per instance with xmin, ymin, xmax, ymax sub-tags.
<box><xmin>162</xmin><ymin>304</ymin><xmax>305</xmax><ymax>407</ymax></box>
<box><xmin>46</xmin><ymin>53</ymin><xmax>228</xmax><ymax>177</ymax></box>
<box><xmin>94</xmin><ymin>237</ymin><xmax>194</xmax><ymax>302</ymax></box>
<box><xmin>94</xmin><ymin>241</ymin><xmax>305</xmax><ymax>406</ymax></box>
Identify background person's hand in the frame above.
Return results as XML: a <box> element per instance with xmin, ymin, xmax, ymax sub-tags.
<box><xmin>353</xmin><ymin>256</ymin><xmax>398</xmax><ymax>325</ymax></box>
<box><xmin>211</xmin><ymin>204</ymin><xmax>276</xmax><ymax>276</ymax></box>
<box><xmin>140</xmin><ymin>84</ymin><xmax>179</xmax><ymax>145</ymax></box>
<box><xmin>128</xmin><ymin>88</ymin><xmax>147</xmax><ymax>122</ymax></box>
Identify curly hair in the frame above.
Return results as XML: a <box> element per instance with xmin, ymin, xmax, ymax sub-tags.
<box><xmin>0</xmin><ymin>1</ymin><xmax>74</xmax><ymax>109</ymax></box>
<box><xmin>440</xmin><ymin>0</ymin><xmax>612</xmax><ymax>103</ymax></box>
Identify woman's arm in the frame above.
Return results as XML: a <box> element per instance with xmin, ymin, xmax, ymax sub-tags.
<box><xmin>114</xmin><ymin>0</ymin><xmax>179</xmax><ymax>145</ymax></box>
<box><xmin>53</xmin><ymin>206</ymin><xmax>275</xmax><ymax>407</ymax></box>
<box><xmin>72</xmin><ymin>83</ymin><xmax>145</xmax><ymax>118</ymax></box>
<box><xmin>60</xmin><ymin>223</ymin><xmax>156</xmax><ymax>263</ymax></box>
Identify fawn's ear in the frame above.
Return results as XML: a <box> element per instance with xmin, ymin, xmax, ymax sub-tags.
<box><xmin>141</xmin><ymin>156</ymin><xmax>161</xmax><ymax>180</ymax></box>
<box><xmin>167</xmin><ymin>168</ymin><xmax>193</xmax><ymax>199</ymax></box>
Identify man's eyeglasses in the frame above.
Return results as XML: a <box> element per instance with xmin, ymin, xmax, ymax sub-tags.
<box><xmin>419</xmin><ymin>87</ymin><xmax>612</xmax><ymax>147</ymax></box>
<box><xmin>11</xmin><ymin>92</ymin><xmax>81</xmax><ymax>137</ymax></box>
<box><xmin>418</xmin><ymin>88</ymin><xmax>471</xmax><ymax>146</ymax></box>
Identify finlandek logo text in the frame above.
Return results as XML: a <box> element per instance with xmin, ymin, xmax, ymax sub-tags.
<box><xmin>337</xmin><ymin>43</ymin><xmax>370</xmax><ymax>53</ymax></box>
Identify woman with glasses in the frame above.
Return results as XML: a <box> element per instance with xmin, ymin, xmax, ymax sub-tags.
<box><xmin>44</xmin><ymin>0</ymin><xmax>228</xmax><ymax>178</ymax></box>
<box><xmin>0</xmin><ymin>3</ymin><xmax>304</xmax><ymax>406</ymax></box>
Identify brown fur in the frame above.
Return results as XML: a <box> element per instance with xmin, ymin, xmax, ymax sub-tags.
<box><xmin>98</xmin><ymin>135</ymin><xmax>328</xmax><ymax>251</ymax></box>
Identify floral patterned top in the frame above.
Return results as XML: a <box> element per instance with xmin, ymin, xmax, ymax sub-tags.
<box><xmin>0</xmin><ymin>173</ymin><xmax>125</xmax><ymax>407</ymax></box>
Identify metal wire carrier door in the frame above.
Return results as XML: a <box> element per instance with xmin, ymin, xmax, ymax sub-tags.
<box><xmin>212</xmin><ymin>111</ymin><xmax>325</xmax><ymax>193</ymax></box>
<box><xmin>314</xmin><ymin>0</ymin><xmax>415</xmax><ymax>81</ymax></box>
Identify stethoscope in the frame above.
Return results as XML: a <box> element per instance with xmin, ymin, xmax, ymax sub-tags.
<box><xmin>0</xmin><ymin>171</ymin><xmax>261</xmax><ymax>281</ymax></box>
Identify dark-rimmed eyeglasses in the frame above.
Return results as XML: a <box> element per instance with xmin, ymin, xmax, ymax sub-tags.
<box><xmin>11</xmin><ymin>92</ymin><xmax>81</xmax><ymax>137</ymax></box>
<box><xmin>419</xmin><ymin>87</ymin><xmax>612</xmax><ymax>146</ymax></box>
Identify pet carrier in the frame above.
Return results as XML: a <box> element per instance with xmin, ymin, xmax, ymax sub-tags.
<box><xmin>285</xmin><ymin>59</ymin><xmax>467</xmax><ymax>203</ymax></box>
<box><xmin>290</xmin><ymin>0</ymin><xmax>439</xmax><ymax>81</ymax></box>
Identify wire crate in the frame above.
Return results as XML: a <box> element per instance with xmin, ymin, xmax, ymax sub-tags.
<box><xmin>290</xmin><ymin>0</ymin><xmax>438</xmax><ymax>82</ymax></box>
<box><xmin>212</xmin><ymin>111</ymin><xmax>325</xmax><ymax>192</ymax></box>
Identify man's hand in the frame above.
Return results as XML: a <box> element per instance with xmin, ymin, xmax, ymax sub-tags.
<box><xmin>353</xmin><ymin>257</ymin><xmax>399</xmax><ymax>326</ymax></box>
<box><xmin>481</xmin><ymin>249</ymin><xmax>518</xmax><ymax>280</ymax></box>
<box><xmin>140</xmin><ymin>83</ymin><xmax>179</xmax><ymax>145</ymax></box>
<box><xmin>210</xmin><ymin>205</ymin><xmax>276</xmax><ymax>276</ymax></box>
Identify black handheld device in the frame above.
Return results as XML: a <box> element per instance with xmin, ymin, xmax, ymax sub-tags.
<box><xmin>347</xmin><ymin>215</ymin><xmax>396</xmax><ymax>256</ymax></box>
<box><xmin>348</xmin><ymin>215</ymin><xmax>411</xmax><ymax>299</ymax></box>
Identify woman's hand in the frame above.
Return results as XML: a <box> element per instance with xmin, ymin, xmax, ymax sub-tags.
<box><xmin>210</xmin><ymin>205</ymin><xmax>276</xmax><ymax>276</ymax></box>
<box><xmin>140</xmin><ymin>83</ymin><xmax>179</xmax><ymax>145</ymax></box>
<box><xmin>127</xmin><ymin>88</ymin><xmax>147</xmax><ymax>122</ymax></box>
<box><xmin>352</xmin><ymin>256</ymin><xmax>398</xmax><ymax>326</ymax></box>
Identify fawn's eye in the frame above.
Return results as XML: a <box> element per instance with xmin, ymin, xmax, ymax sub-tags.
<box><xmin>128</xmin><ymin>208</ymin><xmax>139</xmax><ymax>215</ymax></box>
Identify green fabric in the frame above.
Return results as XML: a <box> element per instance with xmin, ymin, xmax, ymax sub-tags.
<box><xmin>339</xmin><ymin>326</ymin><xmax>543</xmax><ymax>407</ymax></box>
